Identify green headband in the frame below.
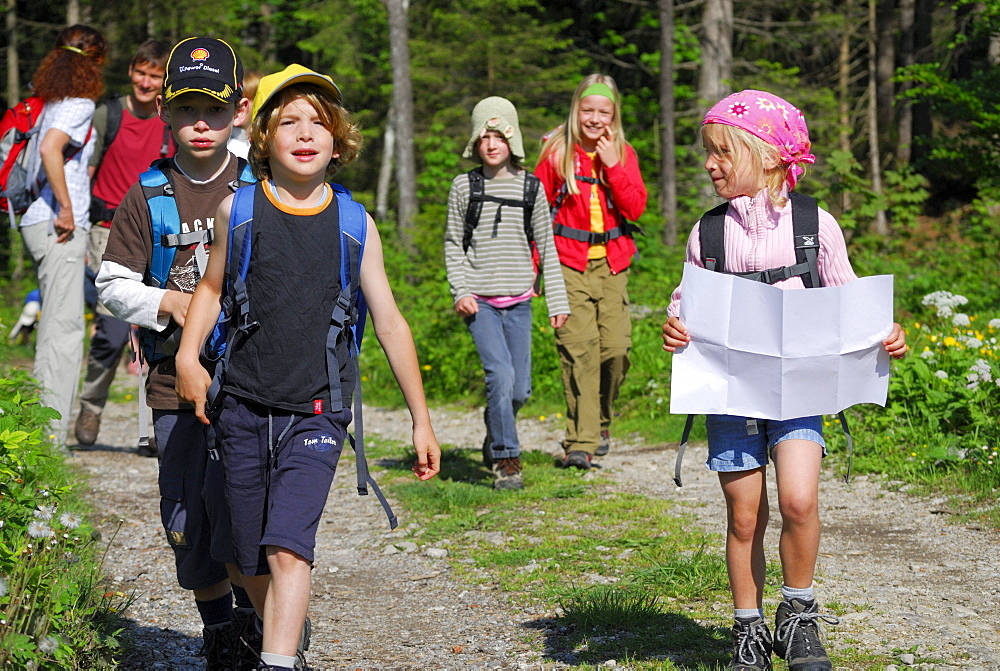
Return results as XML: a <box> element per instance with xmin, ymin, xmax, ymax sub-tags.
<box><xmin>61</xmin><ymin>45</ymin><xmax>88</xmax><ymax>57</ymax></box>
<box><xmin>580</xmin><ymin>82</ymin><xmax>616</xmax><ymax>103</ymax></box>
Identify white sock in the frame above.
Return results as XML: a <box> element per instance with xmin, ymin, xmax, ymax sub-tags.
<box><xmin>259</xmin><ymin>652</ymin><xmax>297</xmax><ymax>669</ymax></box>
<box><xmin>735</xmin><ymin>607</ymin><xmax>763</xmax><ymax>621</ymax></box>
<box><xmin>781</xmin><ymin>583</ymin><xmax>815</xmax><ymax>603</ymax></box>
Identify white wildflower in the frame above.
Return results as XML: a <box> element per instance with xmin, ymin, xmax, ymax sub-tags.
<box><xmin>27</xmin><ymin>521</ymin><xmax>54</xmax><ymax>539</ymax></box>
<box><xmin>37</xmin><ymin>635</ymin><xmax>59</xmax><ymax>654</ymax></box>
<box><xmin>936</xmin><ymin>305</ymin><xmax>953</xmax><ymax>318</ymax></box>
<box><xmin>965</xmin><ymin>338</ymin><xmax>983</xmax><ymax>348</ymax></box>
<box><xmin>989</xmin><ymin>318</ymin><xmax>1000</xmax><ymax>328</ymax></box>
<box><xmin>0</xmin><ymin>576</ymin><xmax>7</xmax><ymax>599</ymax></box>
<box><xmin>934</xmin><ymin>370</ymin><xmax>949</xmax><ymax>379</ymax></box>
<box><xmin>969</xmin><ymin>359</ymin><xmax>993</xmax><ymax>383</ymax></box>
<box><xmin>33</xmin><ymin>505</ymin><xmax>54</xmax><ymax>521</ymax></box>
<box><xmin>58</xmin><ymin>512</ymin><xmax>81</xmax><ymax>530</ymax></box>
<box><xmin>953</xmin><ymin>313</ymin><xmax>971</xmax><ymax>326</ymax></box>
<box><xmin>922</xmin><ymin>291</ymin><xmax>969</xmax><ymax>309</ymax></box>
<box><xmin>920</xmin><ymin>350</ymin><xmax>935</xmax><ymax>359</ymax></box>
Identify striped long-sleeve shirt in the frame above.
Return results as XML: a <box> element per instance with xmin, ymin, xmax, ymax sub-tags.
<box><xmin>445</xmin><ymin>169</ymin><xmax>570</xmax><ymax>318</ymax></box>
<box><xmin>667</xmin><ymin>188</ymin><xmax>857</xmax><ymax>317</ymax></box>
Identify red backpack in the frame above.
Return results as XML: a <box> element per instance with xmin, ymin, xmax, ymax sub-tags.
<box><xmin>0</xmin><ymin>96</ymin><xmax>46</xmax><ymax>219</ymax></box>
<box><xmin>0</xmin><ymin>96</ymin><xmax>91</xmax><ymax>221</ymax></box>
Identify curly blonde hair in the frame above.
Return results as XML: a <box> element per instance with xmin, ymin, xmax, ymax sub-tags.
<box><xmin>249</xmin><ymin>84</ymin><xmax>361</xmax><ymax>181</ymax></box>
<box><xmin>31</xmin><ymin>25</ymin><xmax>107</xmax><ymax>102</ymax></box>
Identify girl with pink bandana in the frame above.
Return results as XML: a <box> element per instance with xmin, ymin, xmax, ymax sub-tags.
<box><xmin>662</xmin><ymin>90</ymin><xmax>907</xmax><ymax>671</ymax></box>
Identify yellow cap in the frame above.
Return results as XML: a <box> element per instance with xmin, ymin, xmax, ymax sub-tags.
<box><xmin>251</xmin><ymin>64</ymin><xmax>343</xmax><ymax>121</ymax></box>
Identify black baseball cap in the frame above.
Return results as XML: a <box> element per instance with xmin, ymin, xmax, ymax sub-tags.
<box><xmin>162</xmin><ymin>37</ymin><xmax>243</xmax><ymax>104</ymax></box>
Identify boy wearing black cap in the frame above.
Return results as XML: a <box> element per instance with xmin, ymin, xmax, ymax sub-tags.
<box><xmin>95</xmin><ymin>36</ymin><xmax>252</xmax><ymax>669</ymax></box>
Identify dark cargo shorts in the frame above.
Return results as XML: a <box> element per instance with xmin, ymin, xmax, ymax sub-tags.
<box><xmin>153</xmin><ymin>410</ymin><xmax>233</xmax><ymax>590</ymax></box>
<box><xmin>217</xmin><ymin>394</ymin><xmax>349</xmax><ymax>576</ymax></box>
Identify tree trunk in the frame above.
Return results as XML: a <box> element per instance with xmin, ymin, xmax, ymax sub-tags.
<box><xmin>898</xmin><ymin>0</ymin><xmax>915</xmax><ymax>164</ymax></box>
<box><xmin>658</xmin><ymin>0</ymin><xmax>678</xmax><ymax>246</ymax></box>
<box><xmin>6</xmin><ymin>0</ymin><xmax>19</xmax><ymax>108</ymax></box>
<box><xmin>384</xmin><ymin>0</ymin><xmax>417</xmax><ymax>254</ymax></box>
<box><xmin>697</xmin><ymin>0</ymin><xmax>732</xmax><ymax>105</ymax></box>
<box><xmin>838</xmin><ymin>15</ymin><xmax>851</xmax><ymax>217</ymax></box>
<box><xmin>67</xmin><ymin>0</ymin><xmax>79</xmax><ymax>25</ymax></box>
<box><xmin>910</xmin><ymin>0</ymin><xmax>934</xmax><ymax>163</ymax></box>
<box><xmin>376</xmin><ymin>103</ymin><xmax>396</xmax><ymax>223</ymax></box>
<box><xmin>868</xmin><ymin>0</ymin><xmax>889</xmax><ymax>235</ymax></box>
<box><xmin>875</xmin><ymin>0</ymin><xmax>896</xmax><ymax>159</ymax></box>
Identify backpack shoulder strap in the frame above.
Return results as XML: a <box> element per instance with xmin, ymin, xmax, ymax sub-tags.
<box><xmin>232</xmin><ymin>157</ymin><xmax>256</xmax><ymax>191</ymax></box>
<box><xmin>462</xmin><ymin>167</ymin><xmax>485</xmax><ymax>252</ymax></box>
<box><xmin>103</xmin><ymin>94</ymin><xmax>123</xmax><ymax>150</ymax></box>
<box><xmin>522</xmin><ymin>172</ymin><xmax>540</xmax><ymax>246</ymax></box>
<box><xmin>698</xmin><ymin>202</ymin><xmax>730</xmax><ymax>273</ymax></box>
<box><xmin>139</xmin><ymin>159</ymin><xmax>180</xmax><ymax>288</ymax></box>
<box><xmin>789</xmin><ymin>192</ymin><xmax>821</xmax><ymax>288</ymax></box>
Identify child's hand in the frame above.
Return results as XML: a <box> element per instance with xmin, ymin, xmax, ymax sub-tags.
<box><xmin>411</xmin><ymin>424</ymin><xmax>441</xmax><ymax>480</ymax></box>
<box><xmin>159</xmin><ymin>290</ymin><xmax>193</xmax><ymax>326</ymax></box>
<box><xmin>454</xmin><ymin>296</ymin><xmax>478</xmax><ymax>316</ymax></box>
<box><xmin>594</xmin><ymin>128</ymin><xmax>620</xmax><ymax>168</ymax></box>
<box><xmin>883</xmin><ymin>322</ymin><xmax>908</xmax><ymax>359</ymax></box>
<box><xmin>175</xmin><ymin>357</ymin><xmax>212</xmax><ymax>425</ymax></box>
<box><xmin>661</xmin><ymin>316</ymin><xmax>690</xmax><ymax>352</ymax></box>
<box><xmin>550</xmin><ymin>313</ymin><xmax>569</xmax><ymax>329</ymax></box>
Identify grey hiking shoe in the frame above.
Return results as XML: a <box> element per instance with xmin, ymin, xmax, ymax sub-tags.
<box><xmin>773</xmin><ymin>598</ymin><xmax>839</xmax><ymax>670</ymax></box>
<box><xmin>595</xmin><ymin>429</ymin><xmax>610</xmax><ymax>456</ymax></box>
<box><xmin>560</xmin><ymin>450</ymin><xmax>592</xmax><ymax>470</ymax></box>
<box><xmin>492</xmin><ymin>457</ymin><xmax>524</xmax><ymax>490</ymax></box>
<box><xmin>202</xmin><ymin>622</ymin><xmax>236</xmax><ymax>670</ymax></box>
<box><xmin>729</xmin><ymin>617</ymin><xmax>773</xmax><ymax>670</ymax></box>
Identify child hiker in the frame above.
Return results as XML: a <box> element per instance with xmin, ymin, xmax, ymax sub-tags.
<box><xmin>661</xmin><ymin>90</ymin><xmax>908</xmax><ymax>670</ymax></box>
<box><xmin>95</xmin><ymin>37</ymin><xmax>254</xmax><ymax>668</ymax></box>
<box><xmin>535</xmin><ymin>74</ymin><xmax>647</xmax><ymax>469</ymax></box>
<box><xmin>444</xmin><ymin>96</ymin><xmax>569</xmax><ymax>490</ymax></box>
<box><xmin>175</xmin><ymin>65</ymin><xmax>441</xmax><ymax>671</ymax></box>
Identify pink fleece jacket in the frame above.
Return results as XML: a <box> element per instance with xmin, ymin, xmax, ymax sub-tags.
<box><xmin>667</xmin><ymin>188</ymin><xmax>857</xmax><ymax>318</ymax></box>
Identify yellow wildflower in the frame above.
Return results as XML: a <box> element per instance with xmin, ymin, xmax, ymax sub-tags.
<box><xmin>422</xmin><ymin>364</ymin><xmax>432</xmax><ymax>371</ymax></box>
<box><xmin>943</xmin><ymin>336</ymin><xmax>957</xmax><ymax>347</ymax></box>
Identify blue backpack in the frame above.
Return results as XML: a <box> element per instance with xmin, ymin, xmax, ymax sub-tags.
<box><xmin>137</xmin><ymin>157</ymin><xmax>256</xmax><ymax>363</ymax></box>
<box><xmin>205</xmin><ymin>181</ymin><xmax>396</xmax><ymax>529</ymax></box>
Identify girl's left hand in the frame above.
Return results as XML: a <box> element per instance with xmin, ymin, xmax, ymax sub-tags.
<box><xmin>595</xmin><ymin>129</ymin><xmax>619</xmax><ymax>168</ymax></box>
<box><xmin>883</xmin><ymin>322</ymin><xmax>908</xmax><ymax>359</ymax></box>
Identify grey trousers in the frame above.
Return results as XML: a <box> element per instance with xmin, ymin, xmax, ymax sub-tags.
<box><xmin>21</xmin><ymin>222</ymin><xmax>87</xmax><ymax>447</ymax></box>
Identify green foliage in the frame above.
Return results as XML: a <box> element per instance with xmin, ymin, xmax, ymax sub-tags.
<box><xmin>0</xmin><ymin>368</ymin><xmax>130</xmax><ymax>669</ymax></box>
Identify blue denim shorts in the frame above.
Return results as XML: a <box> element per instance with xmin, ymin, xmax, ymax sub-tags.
<box><xmin>705</xmin><ymin>415</ymin><xmax>825</xmax><ymax>472</ymax></box>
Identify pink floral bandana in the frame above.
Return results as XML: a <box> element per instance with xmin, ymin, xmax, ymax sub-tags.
<box><xmin>702</xmin><ymin>90</ymin><xmax>815</xmax><ymax>190</ymax></box>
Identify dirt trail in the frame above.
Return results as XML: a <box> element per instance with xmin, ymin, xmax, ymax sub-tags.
<box><xmin>72</xmin><ymin>373</ymin><xmax>1000</xmax><ymax>669</ymax></box>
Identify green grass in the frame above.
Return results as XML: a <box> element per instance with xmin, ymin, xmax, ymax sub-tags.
<box><xmin>365</xmin><ymin>438</ymin><xmax>889</xmax><ymax>669</ymax></box>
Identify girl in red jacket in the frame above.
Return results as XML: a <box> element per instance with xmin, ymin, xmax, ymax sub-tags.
<box><xmin>535</xmin><ymin>73</ymin><xmax>647</xmax><ymax>468</ymax></box>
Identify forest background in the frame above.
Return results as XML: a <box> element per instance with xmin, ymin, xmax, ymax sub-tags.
<box><xmin>2</xmin><ymin>0</ymin><xmax>999</xmax><ymax>510</ymax></box>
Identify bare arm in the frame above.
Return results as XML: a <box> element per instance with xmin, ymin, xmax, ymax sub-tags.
<box><xmin>39</xmin><ymin>128</ymin><xmax>75</xmax><ymax>243</ymax></box>
<box><xmin>360</xmin><ymin>213</ymin><xmax>441</xmax><ymax>480</ymax></box>
<box><xmin>174</xmin><ymin>195</ymin><xmax>233</xmax><ymax>423</ymax></box>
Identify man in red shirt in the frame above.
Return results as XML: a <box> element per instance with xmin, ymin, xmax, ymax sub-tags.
<box><xmin>75</xmin><ymin>40</ymin><xmax>174</xmax><ymax>453</ymax></box>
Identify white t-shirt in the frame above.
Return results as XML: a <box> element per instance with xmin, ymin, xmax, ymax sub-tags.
<box><xmin>21</xmin><ymin>97</ymin><xmax>97</xmax><ymax>231</ymax></box>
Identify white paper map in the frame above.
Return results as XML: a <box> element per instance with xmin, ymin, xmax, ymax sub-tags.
<box><xmin>669</xmin><ymin>263</ymin><xmax>894</xmax><ymax>420</ymax></box>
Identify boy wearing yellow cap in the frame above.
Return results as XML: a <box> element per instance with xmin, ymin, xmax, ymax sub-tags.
<box><xmin>95</xmin><ymin>37</ymin><xmax>253</xmax><ymax>668</ymax></box>
<box><xmin>175</xmin><ymin>64</ymin><xmax>441</xmax><ymax>671</ymax></box>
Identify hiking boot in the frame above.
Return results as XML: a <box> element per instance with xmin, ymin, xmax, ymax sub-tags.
<box><xmin>492</xmin><ymin>457</ymin><xmax>524</xmax><ymax>490</ymax></box>
<box><xmin>74</xmin><ymin>408</ymin><xmax>100</xmax><ymax>446</ymax></box>
<box><xmin>233</xmin><ymin>608</ymin><xmax>262</xmax><ymax>670</ymax></box>
<box><xmin>136</xmin><ymin>434</ymin><xmax>158</xmax><ymax>458</ymax></box>
<box><xmin>595</xmin><ymin>429</ymin><xmax>610</xmax><ymax>456</ymax></box>
<box><xmin>729</xmin><ymin>617</ymin><xmax>773</xmax><ymax>670</ymax></box>
<box><xmin>773</xmin><ymin>598</ymin><xmax>839</xmax><ymax>670</ymax></box>
<box><xmin>560</xmin><ymin>450</ymin><xmax>592</xmax><ymax>470</ymax></box>
<box><xmin>202</xmin><ymin>623</ymin><xmax>236</xmax><ymax>670</ymax></box>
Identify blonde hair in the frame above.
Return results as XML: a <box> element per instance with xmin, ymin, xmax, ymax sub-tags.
<box><xmin>537</xmin><ymin>73</ymin><xmax>628</xmax><ymax>196</ymax></box>
<box><xmin>702</xmin><ymin>123</ymin><xmax>795</xmax><ymax>208</ymax></box>
<box><xmin>248</xmin><ymin>84</ymin><xmax>361</xmax><ymax>181</ymax></box>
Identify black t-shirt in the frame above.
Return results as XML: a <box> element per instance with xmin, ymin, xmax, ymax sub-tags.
<box><xmin>223</xmin><ymin>181</ymin><xmax>357</xmax><ymax>413</ymax></box>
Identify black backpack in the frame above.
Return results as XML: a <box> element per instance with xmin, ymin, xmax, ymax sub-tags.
<box><xmin>462</xmin><ymin>166</ymin><xmax>540</xmax><ymax>252</ymax></box>
<box><xmin>673</xmin><ymin>193</ymin><xmax>854</xmax><ymax>486</ymax></box>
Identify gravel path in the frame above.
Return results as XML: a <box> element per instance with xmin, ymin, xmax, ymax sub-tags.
<box><xmin>70</xmin><ymin>370</ymin><xmax>1000</xmax><ymax>669</ymax></box>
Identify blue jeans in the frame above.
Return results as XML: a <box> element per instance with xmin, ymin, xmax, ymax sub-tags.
<box><xmin>465</xmin><ymin>299</ymin><xmax>532</xmax><ymax>459</ymax></box>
